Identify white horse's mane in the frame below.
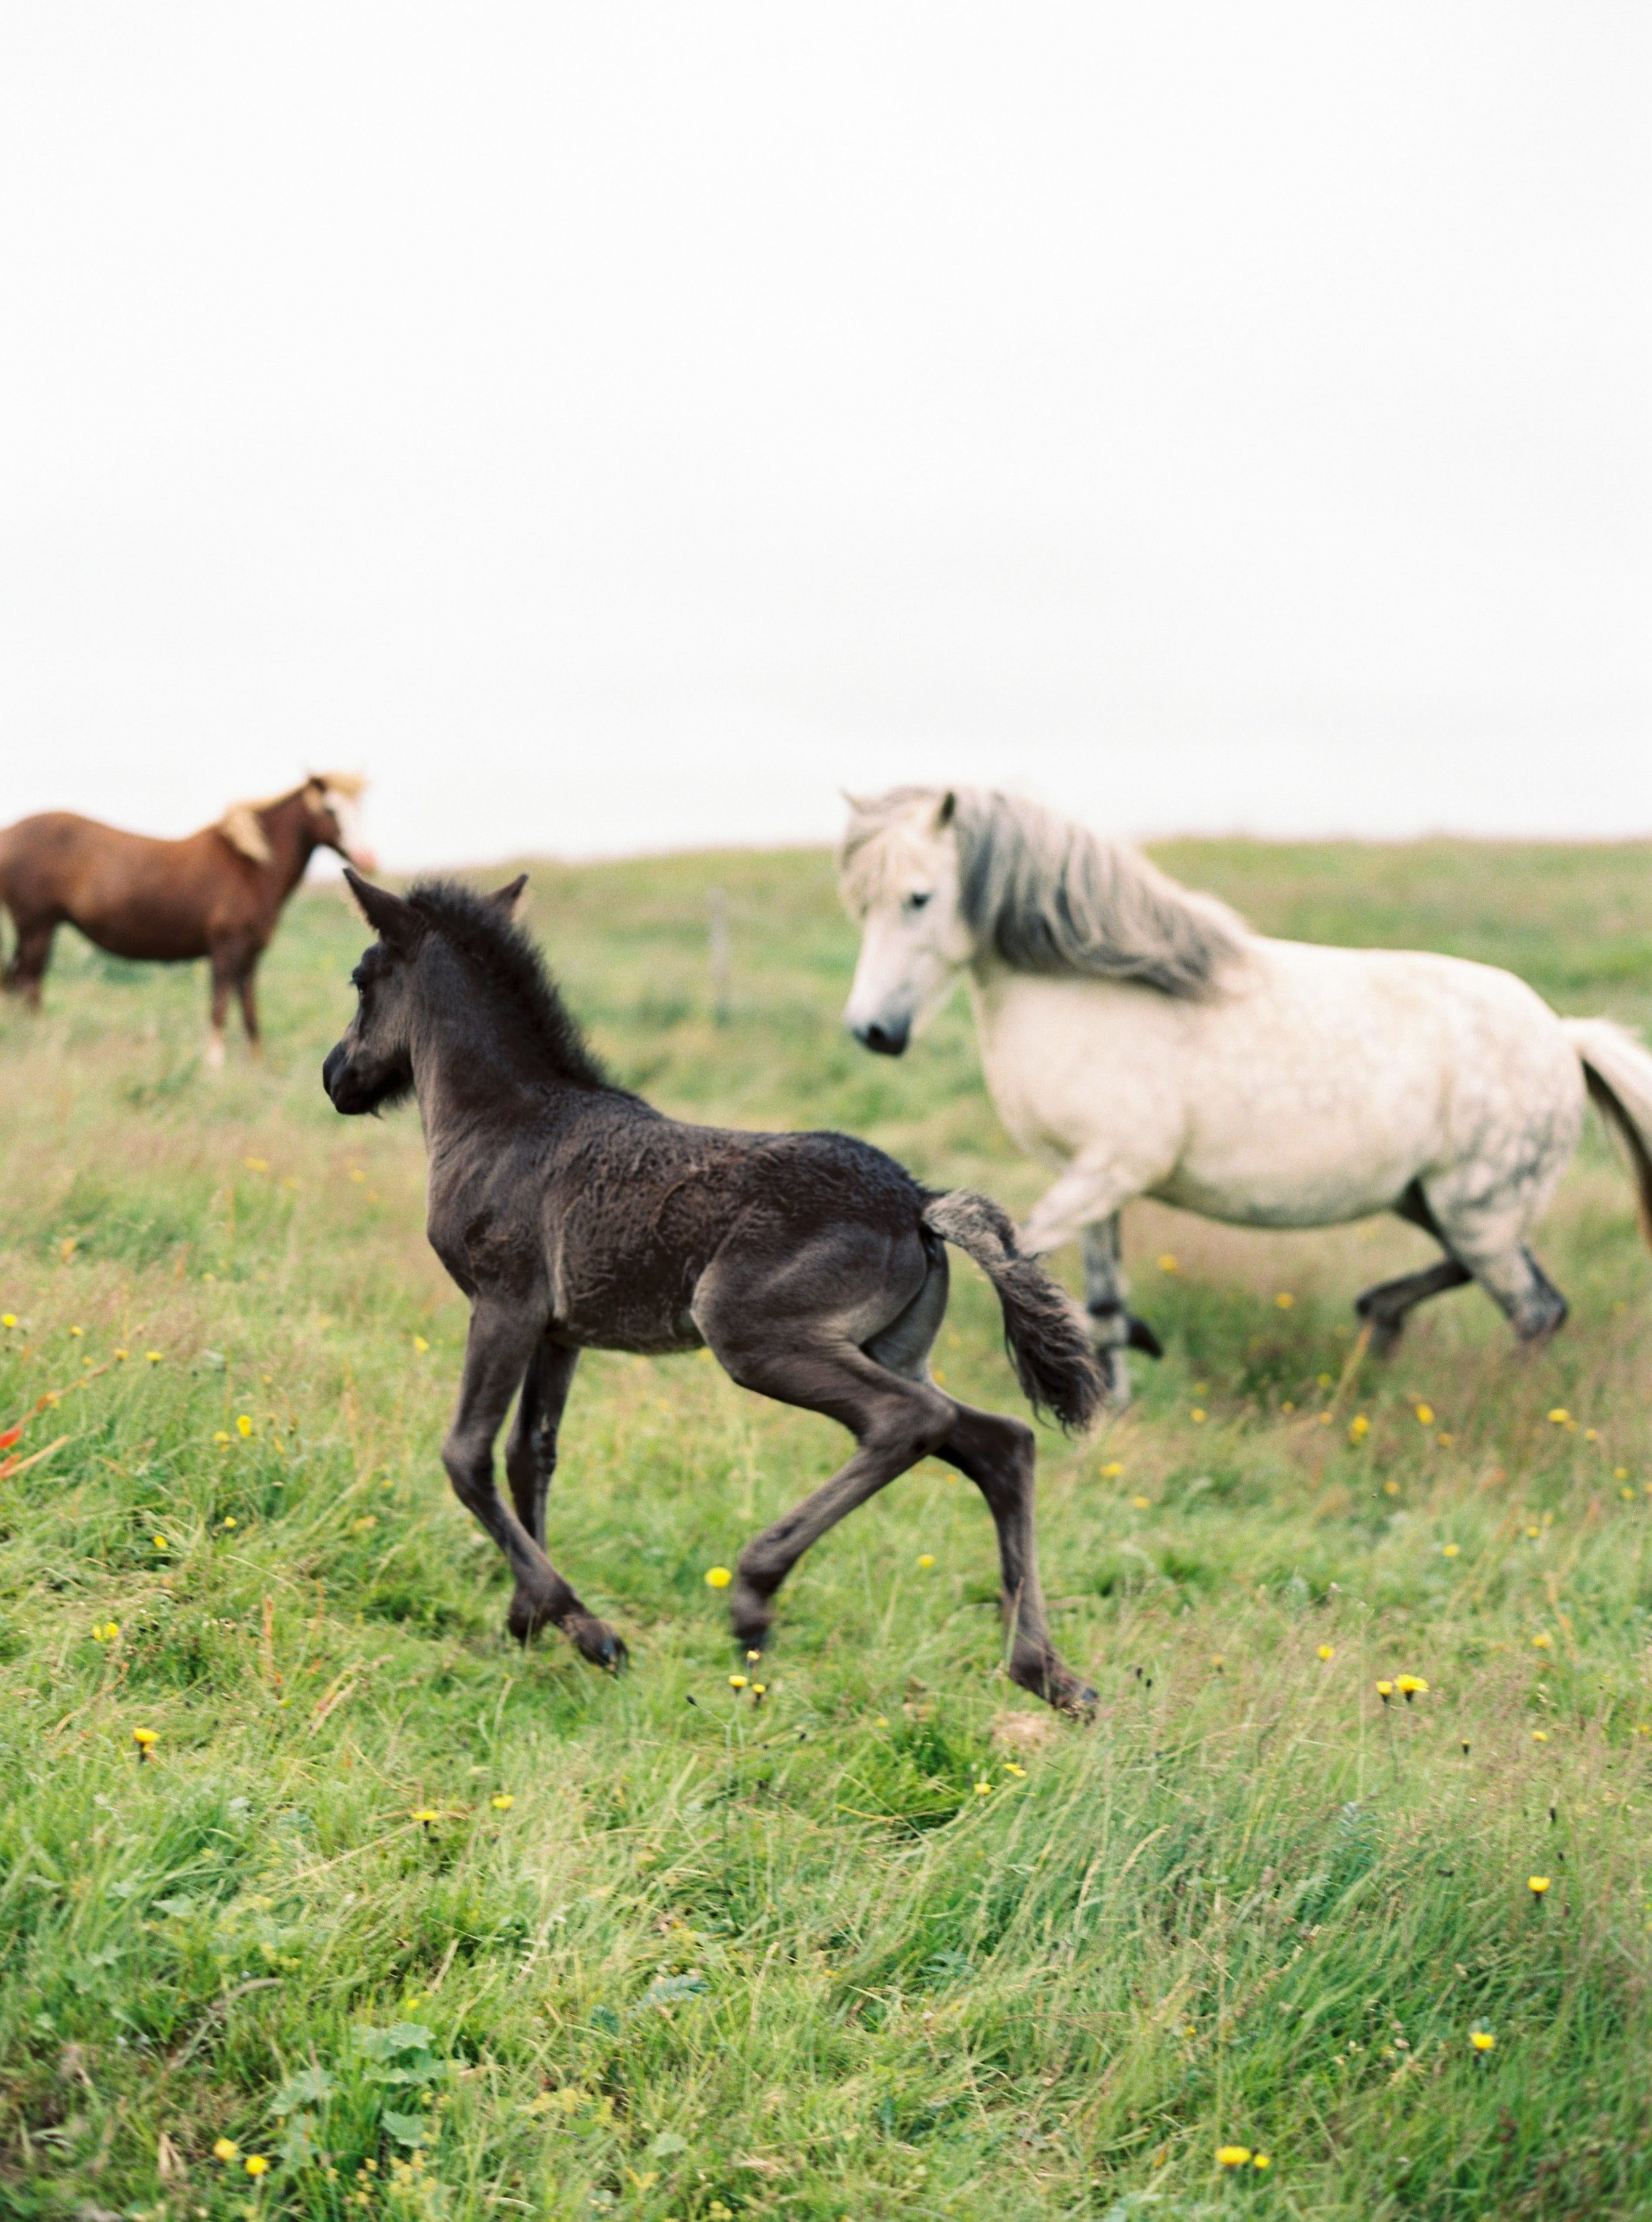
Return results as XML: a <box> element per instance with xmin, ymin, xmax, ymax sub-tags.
<box><xmin>215</xmin><ymin>773</ymin><xmax>367</xmax><ymax>866</ymax></box>
<box><xmin>841</xmin><ymin>786</ymin><xmax>1247</xmax><ymax>999</ymax></box>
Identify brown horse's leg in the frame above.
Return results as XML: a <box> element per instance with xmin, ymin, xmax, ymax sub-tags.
<box><xmin>934</xmin><ymin>1402</ymin><xmax>1096</xmax><ymax>1714</ymax></box>
<box><xmin>445</xmin><ymin>1301</ymin><xmax>624</xmax><ymax>1669</ymax></box>
<box><xmin>3</xmin><ymin>917</ymin><xmax>55</xmax><ymax>1011</ymax></box>
<box><xmin>236</xmin><ymin>963</ymin><xmax>263</xmax><ymax>1054</ymax></box>
<box><xmin>206</xmin><ymin>947</ymin><xmax>237</xmax><ymax>1070</ymax></box>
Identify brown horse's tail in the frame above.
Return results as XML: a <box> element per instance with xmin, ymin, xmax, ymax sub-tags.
<box><xmin>922</xmin><ymin>1190</ymin><xmax>1106</xmax><ymax>1434</ymax></box>
<box><xmin>1564</xmin><ymin>1018</ymin><xmax>1652</xmax><ymax>1246</ymax></box>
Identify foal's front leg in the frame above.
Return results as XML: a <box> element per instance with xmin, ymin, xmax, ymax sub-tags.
<box><xmin>444</xmin><ymin>1303</ymin><xmax>624</xmax><ymax>1669</ymax></box>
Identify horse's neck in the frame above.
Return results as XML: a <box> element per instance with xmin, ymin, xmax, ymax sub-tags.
<box><xmin>257</xmin><ymin>796</ymin><xmax>318</xmax><ymax>893</ymax></box>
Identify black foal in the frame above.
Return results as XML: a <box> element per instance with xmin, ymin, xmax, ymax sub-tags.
<box><xmin>323</xmin><ymin>872</ymin><xmax>1106</xmax><ymax>1711</ymax></box>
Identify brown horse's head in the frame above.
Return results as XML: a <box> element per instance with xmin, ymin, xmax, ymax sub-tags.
<box><xmin>303</xmin><ymin>775</ymin><xmax>377</xmax><ymax>874</ymax></box>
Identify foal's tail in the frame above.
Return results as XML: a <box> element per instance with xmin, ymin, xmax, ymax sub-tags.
<box><xmin>922</xmin><ymin>1190</ymin><xmax>1106</xmax><ymax>1433</ymax></box>
<box><xmin>1564</xmin><ymin>1018</ymin><xmax>1652</xmax><ymax>1246</ymax></box>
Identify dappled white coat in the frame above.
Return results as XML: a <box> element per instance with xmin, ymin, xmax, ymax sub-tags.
<box><xmin>839</xmin><ymin>787</ymin><xmax>1652</xmax><ymax>1393</ymax></box>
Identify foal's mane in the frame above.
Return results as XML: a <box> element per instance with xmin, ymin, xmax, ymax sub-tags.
<box><xmin>841</xmin><ymin>786</ymin><xmax>1246</xmax><ymax>999</ymax></box>
<box><xmin>405</xmin><ymin>878</ymin><xmax>611</xmax><ymax>1090</ymax></box>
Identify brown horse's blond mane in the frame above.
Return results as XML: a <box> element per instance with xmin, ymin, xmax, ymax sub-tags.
<box><xmin>215</xmin><ymin>774</ymin><xmax>367</xmax><ymax>865</ymax></box>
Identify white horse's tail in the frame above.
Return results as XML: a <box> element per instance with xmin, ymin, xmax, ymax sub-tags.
<box><xmin>1564</xmin><ymin>1018</ymin><xmax>1652</xmax><ymax>1246</ymax></box>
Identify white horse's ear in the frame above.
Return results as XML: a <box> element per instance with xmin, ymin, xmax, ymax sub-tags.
<box><xmin>933</xmin><ymin>790</ymin><xmax>957</xmax><ymax>831</ymax></box>
<box><xmin>840</xmin><ymin>788</ymin><xmax>872</xmax><ymax>815</ymax></box>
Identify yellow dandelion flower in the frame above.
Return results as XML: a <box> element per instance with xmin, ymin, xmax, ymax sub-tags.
<box><xmin>1616</xmin><ymin>1467</ymin><xmax>1629</xmax><ymax>1480</ymax></box>
<box><xmin>413</xmin><ymin>1334</ymin><xmax>430</xmax><ymax>1353</ymax></box>
<box><xmin>751</xmin><ymin>1682</ymin><xmax>766</xmax><ymax>1697</ymax></box>
<box><xmin>1004</xmin><ymin>1761</ymin><xmax>1026</xmax><ymax>1776</ymax></box>
<box><xmin>1316</xmin><ymin>1644</ymin><xmax>1333</xmax><ymax>1662</ymax></box>
<box><xmin>1532</xmin><ymin>1729</ymin><xmax>1549</xmax><ymax>1742</ymax></box>
<box><xmin>1191</xmin><ymin>1407</ymin><xmax>1207</xmax><ymax>1424</ymax></box>
<box><xmin>1211</xmin><ymin>1654</ymin><xmax>1224</xmax><ymax>1669</ymax></box>
<box><xmin>132</xmin><ymin>1726</ymin><xmax>157</xmax><ymax>1748</ymax></box>
<box><xmin>213</xmin><ymin>2137</ymin><xmax>239</xmax><ymax>2162</ymax></box>
<box><xmin>0</xmin><ymin>1315</ymin><xmax>14</xmax><ymax>1328</ymax></box>
<box><xmin>1624</xmin><ymin>1488</ymin><xmax>1637</xmax><ymax>1502</ymax></box>
<box><xmin>1100</xmin><ymin>1461</ymin><xmax>1123</xmax><ymax>1478</ymax></box>
<box><xmin>1158</xmin><ymin>1254</ymin><xmax>1179</xmax><ymax>1274</ymax></box>
<box><xmin>1318</xmin><ymin>1411</ymin><xmax>1333</xmax><ymax>1425</ymax></box>
<box><xmin>1383</xmin><ymin>1478</ymin><xmax>1401</xmax><ymax>1496</ymax></box>
<box><xmin>244</xmin><ymin>1156</ymin><xmax>269</xmax><ymax>1172</ymax></box>
<box><xmin>1470</xmin><ymin>2029</ymin><xmax>1495</xmax><ymax>2051</ymax></box>
<box><xmin>1442</xmin><ymin>1542</ymin><xmax>1460</xmax><ymax>1557</ymax></box>
<box><xmin>875</xmin><ymin>1714</ymin><xmax>889</xmax><ymax>1727</ymax></box>
<box><xmin>973</xmin><ymin>1779</ymin><xmax>993</xmax><ymax>1795</ymax></box>
<box><xmin>1348</xmin><ymin>1414</ymin><xmax>1370</xmax><ymax>1441</ymax></box>
<box><xmin>917</xmin><ymin>1552</ymin><xmax>934</xmax><ymax>1568</ymax></box>
<box><xmin>490</xmin><ymin>1794</ymin><xmax>514</xmax><ymax>1810</ymax></box>
<box><xmin>1275</xmin><ymin>1293</ymin><xmax>1294</xmax><ymax>1309</ymax></box>
<box><xmin>69</xmin><ymin>1325</ymin><xmax>83</xmax><ymax>1338</ymax></box>
<box><xmin>222</xmin><ymin>1516</ymin><xmax>237</xmax><ymax>1529</ymax></box>
<box><xmin>1525</xmin><ymin>1524</ymin><xmax>1540</xmax><ymax>1539</ymax></box>
<box><xmin>114</xmin><ymin>1347</ymin><xmax>128</xmax><ymax>1360</ymax></box>
<box><xmin>1548</xmin><ymin>1408</ymin><xmax>1569</xmax><ymax>1425</ymax></box>
<box><xmin>1528</xmin><ymin>1874</ymin><xmax>1551</xmax><ymax>1895</ymax></box>
<box><xmin>213</xmin><ymin>1430</ymin><xmax>230</xmax><ymax>1445</ymax></box>
<box><xmin>704</xmin><ymin>1565</ymin><xmax>732</xmax><ymax>1588</ymax></box>
<box><xmin>237</xmin><ymin>1414</ymin><xmax>252</xmax><ymax>1437</ymax></box>
<box><xmin>145</xmin><ymin>1350</ymin><xmax>163</xmax><ymax>1363</ymax></box>
<box><xmin>1216</xmin><ymin>2146</ymin><xmax>1252</xmax><ymax>2166</ymax></box>
<box><xmin>1397</xmin><ymin>1675</ymin><xmax>1427</xmax><ymax>1699</ymax></box>
<box><xmin>1531</xmin><ymin>1631</ymin><xmax>1552</xmax><ymax>1650</ymax></box>
<box><xmin>746</xmin><ymin>1649</ymin><xmax>761</xmax><ymax>1662</ymax></box>
<box><xmin>410</xmin><ymin>1808</ymin><xmax>441</xmax><ymax>1823</ymax></box>
<box><xmin>1131</xmin><ymin>1495</ymin><xmax>1150</xmax><ymax>1510</ymax></box>
<box><xmin>1376</xmin><ymin>1680</ymin><xmax>1394</xmax><ymax>1700</ymax></box>
<box><xmin>1415</xmin><ymin>1404</ymin><xmax>1434</xmax><ymax>1425</ymax></box>
<box><xmin>1437</xmin><ymin>1431</ymin><xmax>1454</xmax><ymax>1445</ymax></box>
<box><xmin>1585</xmin><ymin>1428</ymin><xmax>1598</xmax><ymax>1442</ymax></box>
<box><xmin>348</xmin><ymin>1167</ymin><xmax>366</xmax><ymax>1183</ymax></box>
<box><xmin>1281</xmin><ymin>1399</ymin><xmax>1295</xmax><ymax>1413</ymax></box>
<box><xmin>153</xmin><ymin>1535</ymin><xmax>169</xmax><ymax>1551</ymax></box>
<box><xmin>729</xmin><ymin>1674</ymin><xmax>747</xmax><ymax>1689</ymax></box>
<box><xmin>1252</xmin><ymin>2153</ymin><xmax>1272</xmax><ymax>2170</ymax></box>
<box><xmin>244</xmin><ymin>2155</ymin><xmax>268</xmax><ymax>2177</ymax></box>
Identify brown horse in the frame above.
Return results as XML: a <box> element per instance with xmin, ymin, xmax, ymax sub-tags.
<box><xmin>0</xmin><ymin>777</ymin><xmax>375</xmax><ymax>1064</ymax></box>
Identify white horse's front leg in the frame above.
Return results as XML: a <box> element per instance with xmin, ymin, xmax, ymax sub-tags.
<box><xmin>1018</xmin><ymin>1157</ymin><xmax>1137</xmax><ymax>1259</ymax></box>
<box><xmin>1080</xmin><ymin>1217</ymin><xmax>1164</xmax><ymax>1410</ymax></box>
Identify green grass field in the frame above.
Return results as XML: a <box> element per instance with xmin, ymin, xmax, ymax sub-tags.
<box><xmin>5</xmin><ymin>837</ymin><xmax>1652</xmax><ymax>2222</ymax></box>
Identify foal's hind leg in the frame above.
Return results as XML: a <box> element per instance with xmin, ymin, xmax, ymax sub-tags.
<box><xmin>695</xmin><ymin>1313</ymin><xmax>956</xmax><ymax>1651</ymax></box>
<box><xmin>865</xmin><ymin>1256</ymin><xmax>1093</xmax><ymax>1710</ymax></box>
<box><xmin>1355</xmin><ymin>1259</ymin><xmax>1472</xmax><ymax>1356</ymax></box>
<box><xmin>936</xmin><ymin>1402</ymin><xmax>1096</xmax><ymax>1714</ymax></box>
<box><xmin>445</xmin><ymin>1302</ymin><xmax>624</xmax><ymax>1669</ymax></box>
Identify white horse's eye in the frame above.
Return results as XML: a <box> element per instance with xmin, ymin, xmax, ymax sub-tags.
<box><xmin>904</xmin><ymin>891</ymin><xmax>932</xmax><ymax>913</ymax></box>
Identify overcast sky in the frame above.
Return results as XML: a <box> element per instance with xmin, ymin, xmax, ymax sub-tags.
<box><xmin>1</xmin><ymin>4</ymin><xmax>1646</xmax><ymax>866</ymax></box>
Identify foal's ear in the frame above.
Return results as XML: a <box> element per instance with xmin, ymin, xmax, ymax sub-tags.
<box><xmin>933</xmin><ymin>789</ymin><xmax>957</xmax><ymax>831</ymax></box>
<box><xmin>344</xmin><ymin>868</ymin><xmax>420</xmax><ymax>950</ymax></box>
<box><xmin>488</xmin><ymin>872</ymin><xmax>528</xmax><ymax>915</ymax></box>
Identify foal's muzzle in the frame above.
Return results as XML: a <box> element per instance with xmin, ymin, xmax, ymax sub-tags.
<box><xmin>852</xmin><ymin>1018</ymin><xmax>910</xmax><ymax>1057</ymax></box>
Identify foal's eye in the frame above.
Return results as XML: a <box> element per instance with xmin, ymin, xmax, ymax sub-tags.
<box><xmin>904</xmin><ymin>890</ymin><xmax>932</xmax><ymax>913</ymax></box>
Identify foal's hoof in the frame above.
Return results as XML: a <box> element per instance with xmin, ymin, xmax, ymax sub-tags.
<box><xmin>569</xmin><ymin>1615</ymin><xmax>628</xmax><ymax>1671</ymax></box>
<box><xmin>728</xmin><ymin>1578</ymin><xmax>774</xmax><ymax>1652</ymax></box>
<box><xmin>1011</xmin><ymin>1647</ymin><xmax>1098</xmax><ymax>1718</ymax></box>
<box><xmin>506</xmin><ymin>1593</ymin><xmax>554</xmax><ymax>1644</ymax></box>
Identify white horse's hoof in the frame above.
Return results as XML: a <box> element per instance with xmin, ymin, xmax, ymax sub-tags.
<box><xmin>204</xmin><ymin>1034</ymin><xmax>226</xmax><ymax>1073</ymax></box>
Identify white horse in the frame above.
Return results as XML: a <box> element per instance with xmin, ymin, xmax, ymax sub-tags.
<box><xmin>839</xmin><ymin>786</ymin><xmax>1652</xmax><ymax>1403</ymax></box>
